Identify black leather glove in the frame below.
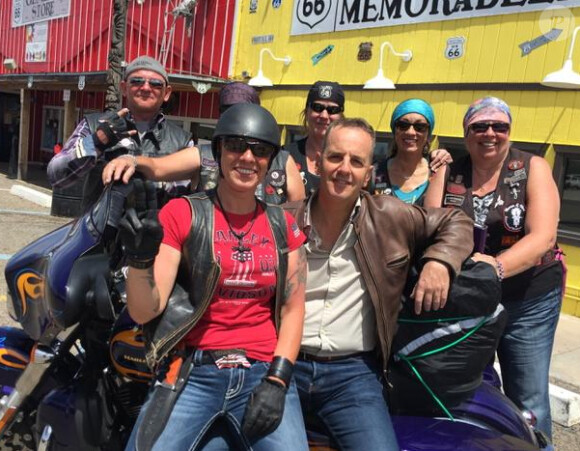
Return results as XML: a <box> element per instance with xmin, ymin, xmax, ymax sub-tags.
<box><xmin>94</xmin><ymin>110</ymin><xmax>131</xmax><ymax>150</ymax></box>
<box><xmin>118</xmin><ymin>180</ymin><xmax>163</xmax><ymax>268</ymax></box>
<box><xmin>242</xmin><ymin>378</ymin><xmax>287</xmax><ymax>440</ymax></box>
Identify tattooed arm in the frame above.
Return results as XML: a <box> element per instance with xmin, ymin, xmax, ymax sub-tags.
<box><xmin>272</xmin><ymin>246</ymin><xmax>307</xmax><ymax>364</ymax></box>
<box><xmin>126</xmin><ymin>244</ymin><xmax>181</xmax><ymax>324</ymax></box>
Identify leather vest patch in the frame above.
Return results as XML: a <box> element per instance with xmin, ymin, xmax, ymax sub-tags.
<box><xmin>503</xmin><ymin>203</ymin><xmax>526</xmax><ymax>232</ymax></box>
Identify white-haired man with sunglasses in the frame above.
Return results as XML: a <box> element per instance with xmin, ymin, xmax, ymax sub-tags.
<box><xmin>48</xmin><ymin>55</ymin><xmax>193</xmax><ymax>211</ymax></box>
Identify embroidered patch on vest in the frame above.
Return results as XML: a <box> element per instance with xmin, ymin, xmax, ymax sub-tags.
<box><xmin>268</xmin><ymin>170</ymin><xmax>286</xmax><ymax>188</ymax></box>
<box><xmin>373</xmin><ymin>182</ymin><xmax>390</xmax><ymax>195</ymax></box>
<box><xmin>447</xmin><ymin>181</ymin><xmax>467</xmax><ymax>195</ymax></box>
<box><xmin>501</xmin><ymin>235</ymin><xmax>519</xmax><ymax>247</ymax></box>
<box><xmin>202</xmin><ymin>157</ymin><xmax>219</xmax><ymax>167</ymax></box>
<box><xmin>507</xmin><ymin>160</ymin><xmax>524</xmax><ymax>171</ymax></box>
<box><xmin>504</xmin><ymin>203</ymin><xmax>526</xmax><ymax>232</ymax></box>
<box><xmin>444</xmin><ymin>194</ymin><xmax>465</xmax><ymax>207</ymax></box>
<box><xmin>504</xmin><ymin>168</ymin><xmax>527</xmax><ymax>185</ymax></box>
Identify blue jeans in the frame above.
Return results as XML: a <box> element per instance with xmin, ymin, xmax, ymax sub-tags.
<box><xmin>498</xmin><ymin>287</ymin><xmax>562</xmax><ymax>439</ymax></box>
<box><xmin>126</xmin><ymin>350</ymin><xmax>308</xmax><ymax>451</ymax></box>
<box><xmin>294</xmin><ymin>353</ymin><xmax>399</xmax><ymax>450</ymax></box>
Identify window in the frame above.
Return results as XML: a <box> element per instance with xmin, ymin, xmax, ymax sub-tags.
<box><xmin>510</xmin><ymin>141</ymin><xmax>547</xmax><ymax>157</ymax></box>
<box><xmin>373</xmin><ymin>132</ymin><xmax>392</xmax><ymax>165</ymax></box>
<box><xmin>436</xmin><ymin>136</ymin><xmax>467</xmax><ymax>161</ymax></box>
<box><xmin>41</xmin><ymin>107</ymin><xmax>64</xmax><ymax>152</ymax></box>
<box><xmin>284</xmin><ymin>126</ymin><xmax>305</xmax><ymax>146</ymax></box>
<box><xmin>554</xmin><ymin>146</ymin><xmax>580</xmax><ymax>244</ymax></box>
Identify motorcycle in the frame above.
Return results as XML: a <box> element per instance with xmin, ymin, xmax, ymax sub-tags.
<box><xmin>0</xmin><ymin>181</ymin><xmax>550</xmax><ymax>450</ymax></box>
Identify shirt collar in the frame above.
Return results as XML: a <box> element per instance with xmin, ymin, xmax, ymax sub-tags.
<box><xmin>304</xmin><ymin>193</ymin><xmax>361</xmax><ymax>244</ymax></box>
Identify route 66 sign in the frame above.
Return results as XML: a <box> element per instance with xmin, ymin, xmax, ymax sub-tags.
<box><xmin>445</xmin><ymin>37</ymin><xmax>466</xmax><ymax>60</ymax></box>
<box><xmin>296</xmin><ymin>0</ymin><xmax>332</xmax><ymax>30</ymax></box>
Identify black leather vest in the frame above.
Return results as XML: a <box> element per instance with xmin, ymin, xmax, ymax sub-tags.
<box><xmin>286</xmin><ymin>138</ymin><xmax>320</xmax><ymax>196</ymax></box>
<box><xmin>143</xmin><ymin>191</ymin><xmax>290</xmax><ymax>367</ymax></box>
<box><xmin>443</xmin><ymin>148</ymin><xmax>531</xmax><ymax>255</ymax></box>
<box><xmin>442</xmin><ymin>147</ymin><xmax>561</xmax><ymax>300</ymax></box>
<box><xmin>81</xmin><ymin>113</ymin><xmax>191</xmax><ymax>211</ymax></box>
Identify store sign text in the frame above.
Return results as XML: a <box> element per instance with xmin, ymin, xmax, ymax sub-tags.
<box><xmin>292</xmin><ymin>0</ymin><xmax>580</xmax><ymax>35</ymax></box>
<box><xmin>12</xmin><ymin>0</ymin><xmax>71</xmax><ymax>27</ymax></box>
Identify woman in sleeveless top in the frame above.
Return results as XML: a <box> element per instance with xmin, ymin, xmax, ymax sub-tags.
<box><xmin>121</xmin><ymin>104</ymin><xmax>309</xmax><ymax>451</ymax></box>
<box><xmin>424</xmin><ymin>96</ymin><xmax>563</xmax><ymax>439</ymax></box>
<box><xmin>285</xmin><ymin>81</ymin><xmax>345</xmax><ymax>196</ymax></box>
<box><xmin>371</xmin><ymin>99</ymin><xmax>450</xmax><ymax>206</ymax></box>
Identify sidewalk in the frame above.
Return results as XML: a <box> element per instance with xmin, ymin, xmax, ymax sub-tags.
<box><xmin>550</xmin><ymin>313</ymin><xmax>580</xmax><ymax>426</ymax></box>
<box><xmin>2</xmin><ymin>163</ymin><xmax>580</xmax><ymax>426</ymax></box>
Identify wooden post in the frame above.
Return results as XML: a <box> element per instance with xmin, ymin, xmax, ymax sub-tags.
<box><xmin>17</xmin><ymin>89</ymin><xmax>31</xmax><ymax>181</ymax></box>
<box><xmin>105</xmin><ymin>0</ymin><xmax>128</xmax><ymax>111</ymax></box>
<box><xmin>63</xmin><ymin>90</ymin><xmax>78</xmax><ymax>141</ymax></box>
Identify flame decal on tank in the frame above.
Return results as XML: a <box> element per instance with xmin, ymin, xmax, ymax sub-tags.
<box><xmin>110</xmin><ymin>328</ymin><xmax>152</xmax><ymax>382</ymax></box>
<box><xmin>16</xmin><ymin>270</ymin><xmax>44</xmax><ymax>317</ymax></box>
<box><xmin>0</xmin><ymin>347</ymin><xmax>29</xmax><ymax>370</ymax></box>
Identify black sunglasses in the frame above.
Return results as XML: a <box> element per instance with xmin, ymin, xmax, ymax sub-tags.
<box><xmin>395</xmin><ymin>120</ymin><xmax>429</xmax><ymax>133</ymax></box>
<box><xmin>127</xmin><ymin>76</ymin><xmax>166</xmax><ymax>90</ymax></box>
<box><xmin>469</xmin><ymin>122</ymin><xmax>511</xmax><ymax>134</ymax></box>
<box><xmin>221</xmin><ymin>136</ymin><xmax>276</xmax><ymax>159</ymax></box>
<box><xmin>310</xmin><ymin>102</ymin><xmax>344</xmax><ymax>115</ymax></box>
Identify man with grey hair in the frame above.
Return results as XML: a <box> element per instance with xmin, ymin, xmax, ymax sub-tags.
<box><xmin>48</xmin><ymin>55</ymin><xmax>193</xmax><ymax>210</ymax></box>
<box><xmin>285</xmin><ymin>117</ymin><xmax>473</xmax><ymax>449</ymax></box>
<box><xmin>101</xmin><ymin>82</ymin><xmax>305</xmax><ymax>204</ymax></box>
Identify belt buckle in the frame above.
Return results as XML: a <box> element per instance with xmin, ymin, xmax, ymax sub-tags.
<box><xmin>209</xmin><ymin>349</ymin><xmax>251</xmax><ymax>369</ymax></box>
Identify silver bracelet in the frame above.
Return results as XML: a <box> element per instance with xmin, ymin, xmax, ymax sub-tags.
<box><xmin>495</xmin><ymin>259</ymin><xmax>505</xmax><ymax>281</ymax></box>
<box><xmin>119</xmin><ymin>153</ymin><xmax>137</xmax><ymax>168</ymax></box>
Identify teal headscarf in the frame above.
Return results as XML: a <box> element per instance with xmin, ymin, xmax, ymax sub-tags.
<box><xmin>390</xmin><ymin>99</ymin><xmax>435</xmax><ymax>137</ymax></box>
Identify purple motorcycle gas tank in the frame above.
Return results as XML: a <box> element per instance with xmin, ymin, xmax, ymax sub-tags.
<box><xmin>393</xmin><ymin>416</ymin><xmax>538</xmax><ymax>451</ymax></box>
<box><xmin>393</xmin><ymin>381</ymin><xmax>538</xmax><ymax>450</ymax></box>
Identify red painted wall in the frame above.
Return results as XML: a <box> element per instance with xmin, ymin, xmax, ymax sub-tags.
<box><xmin>1</xmin><ymin>0</ymin><xmax>233</xmax><ymax>162</ymax></box>
<box><xmin>0</xmin><ymin>0</ymin><xmax>234</xmax><ymax>79</ymax></box>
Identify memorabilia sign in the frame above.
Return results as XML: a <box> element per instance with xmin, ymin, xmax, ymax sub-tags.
<box><xmin>24</xmin><ymin>21</ymin><xmax>48</xmax><ymax>62</ymax></box>
<box><xmin>12</xmin><ymin>0</ymin><xmax>70</xmax><ymax>28</ymax></box>
<box><xmin>291</xmin><ymin>0</ymin><xmax>580</xmax><ymax>36</ymax></box>
<box><xmin>519</xmin><ymin>28</ymin><xmax>562</xmax><ymax>56</ymax></box>
<box><xmin>444</xmin><ymin>37</ymin><xmax>465</xmax><ymax>60</ymax></box>
<box><xmin>252</xmin><ymin>34</ymin><xmax>274</xmax><ymax>45</ymax></box>
<box><xmin>357</xmin><ymin>42</ymin><xmax>373</xmax><ymax>62</ymax></box>
<box><xmin>311</xmin><ymin>44</ymin><xmax>334</xmax><ymax>65</ymax></box>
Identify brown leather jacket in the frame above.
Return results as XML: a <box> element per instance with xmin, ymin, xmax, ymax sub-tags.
<box><xmin>285</xmin><ymin>191</ymin><xmax>474</xmax><ymax>376</ymax></box>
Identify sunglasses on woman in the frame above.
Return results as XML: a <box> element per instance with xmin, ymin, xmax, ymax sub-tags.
<box><xmin>221</xmin><ymin>136</ymin><xmax>276</xmax><ymax>158</ymax></box>
<box><xmin>127</xmin><ymin>76</ymin><xmax>166</xmax><ymax>90</ymax></box>
<box><xmin>395</xmin><ymin>120</ymin><xmax>429</xmax><ymax>133</ymax></box>
<box><xmin>469</xmin><ymin>122</ymin><xmax>511</xmax><ymax>134</ymax></box>
<box><xmin>310</xmin><ymin>102</ymin><xmax>344</xmax><ymax>115</ymax></box>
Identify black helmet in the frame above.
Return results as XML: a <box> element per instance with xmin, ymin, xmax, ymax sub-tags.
<box><xmin>212</xmin><ymin>103</ymin><xmax>280</xmax><ymax>161</ymax></box>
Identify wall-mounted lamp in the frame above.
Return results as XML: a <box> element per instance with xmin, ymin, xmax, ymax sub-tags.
<box><xmin>27</xmin><ymin>76</ymin><xmax>33</xmax><ymax>88</ymax></box>
<box><xmin>541</xmin><ymin>26</ymin><xmax>580</xmax><ymax>89</ymax></box>
<box><xmin>78</xmin><ymin>75</ymin><xmax>86</xmax><ymax>91</ymax></box>
<box><xmin>3</xmin><ymin>58</ymin><xmax>17</xmax><ymax>70</ymax></box>
<box><xmin>363</xmin><ymin>42</ymin><xmax>412</xmax><ymax>90</ymax></box>
<box><xmin>248</xmin><ymin>48</ymin><xmax>292</xmax><ymax>87</ymax></box>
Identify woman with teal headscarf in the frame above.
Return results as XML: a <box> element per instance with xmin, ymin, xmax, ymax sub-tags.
<box><xmin>371</xmin><ymin>98</ymin><xmax>450</xmax><ymax>205</ymax></box>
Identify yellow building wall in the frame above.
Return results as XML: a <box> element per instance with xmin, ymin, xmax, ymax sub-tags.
<box><xmin>231</xmin><ymin>3</ymin><xmax>580</xmax><ymax>316</ymax></box>
<box><xmin>233</xmin><ymin>6</ymin><xmax>580</xmax><ymax>86</ymax></box>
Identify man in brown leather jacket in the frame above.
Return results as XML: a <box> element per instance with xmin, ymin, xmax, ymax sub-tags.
<box><xmin>285</xmin><ymin>117</ymin><xmax>473</xmax><ymax>450</ymax></box>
